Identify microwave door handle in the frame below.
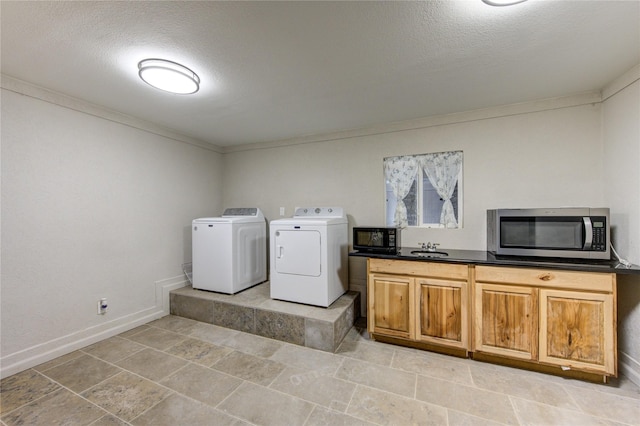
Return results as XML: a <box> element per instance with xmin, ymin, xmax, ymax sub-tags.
<box><xmin>583</xmin><ymin>217</ymin><xmax>593</xmax><ymax>250</ymax></box>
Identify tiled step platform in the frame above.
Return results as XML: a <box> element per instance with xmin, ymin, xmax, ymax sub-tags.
<box><xmin>170</xmin><ymin>282</ymin><xmax>360</xmax><ymax>352</ymax></box>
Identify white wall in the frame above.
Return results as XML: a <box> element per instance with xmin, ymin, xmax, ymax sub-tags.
<box><xmin>1</xmin><ymin>81</ymin><xmax>223</xmax><ymax>377</ymax></box>
<box><xmin>602</xmin><ymin>65</ymin><xmax>640</xmax><ymax>384</ymax></box>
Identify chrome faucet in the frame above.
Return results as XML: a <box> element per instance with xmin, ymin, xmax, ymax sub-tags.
<box><xmin>420</xmin><ymin>242</ymin><xmax>440</xmax><ymax>252</ymax></box>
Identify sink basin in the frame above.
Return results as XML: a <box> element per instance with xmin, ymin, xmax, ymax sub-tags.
<box><xmin>410</xmin><ymin>250</ymin><xmax>449</xmax><ymax>257</ymax></box>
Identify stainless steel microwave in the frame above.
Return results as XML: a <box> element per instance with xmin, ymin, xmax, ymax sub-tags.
<box><xmin>487</xmin><ymin>208</ymin><xmax>610</xmax><ymax>260</ymax></box>
<box><xmin>353</xmin><ymin>227</ymin><xmax>401</xmax><ymax>254</ymax></box>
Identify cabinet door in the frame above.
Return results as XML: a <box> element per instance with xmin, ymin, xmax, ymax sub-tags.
<box><xmin>474</xmin><ymin>283</ymin><xmax>538</xmax><ymax>360</ymax></box>
<box><xmin>539</xmin><ymin>289</ymin><xmax>615</xmax><ymax>375</ymax></box>
<box><xmin>368</xmin><ymin>274</ymin><xmax>414</xmax><ymax>339</ymax></box>
<box><xmin>415</xmin><ymin>278</ymin><xmax>468</xmax><ymax>349</ymax></box>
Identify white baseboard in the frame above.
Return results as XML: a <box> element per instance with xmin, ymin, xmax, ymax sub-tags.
<box><xmin>619</xmin><ymin>351</ymin><xmax>640</xmax><ymax>387</ymax></box>
<box><xmin>0</xmin><ymin>275</ymin><xmax>189</xmax><ymax>379</ymax></box>
<box><xmin>155</xmin><ymin>274</ymin><xmax>190</xmax><ymax>315</ymax></box>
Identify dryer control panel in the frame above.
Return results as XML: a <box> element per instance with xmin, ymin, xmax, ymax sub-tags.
<box><xmin>293</xmin><ymin>207</ymin><xmax>344</xmax><ymax>218</ymax></box>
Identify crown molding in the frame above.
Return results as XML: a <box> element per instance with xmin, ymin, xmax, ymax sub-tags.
<box><xmin>1</xmin><ymin>74</ymin><xmax>222</xmax><ymax>154</ymax></box>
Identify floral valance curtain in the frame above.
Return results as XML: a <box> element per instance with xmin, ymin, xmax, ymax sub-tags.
<box><xmin>418</xmin><ymin>151</ymin><xmax>462</xmax><ymax>228</ymax></box>
<box><xmin>384</xmin><ymin>150</ymin><xmax>462</xmax><ymax>228</ymax></box>
<box><xmin>383</xmin><ymin>156</ymin><xmax>419</xmax><ymax>228</ymax></box>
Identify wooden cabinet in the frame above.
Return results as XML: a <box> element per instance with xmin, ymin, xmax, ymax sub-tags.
<box><xmin>474</xmin><ymin>266</ymin><xmax>616</xmax><ymax>377</ymax></box>
<box><xmin>415</xmin><ymin>277</ymin><xmax>468</xmax><ymax>350</ymax></box>
<box><xmin>369</xmin><ymin>274</ymin><xmax>414</xmax><ymax>339</ymax></box>
<box><xmin>366</xmin><ymin>258</ymin><xmax>618</xmax><ymax>380</ymax></box>
<box><xmin>474</xmin><ymin>282</ymin><xmax>537</xmax><ymax>360</ymax></box>
<box><xmin>368</xmin><ymin>259</ymin><xmax>470</xmax><ymax>353</ymax></box>
<box><xmin>539</xmin><ymin>288</ymin><xmax>615</xmax><ymax>374</ymax></box>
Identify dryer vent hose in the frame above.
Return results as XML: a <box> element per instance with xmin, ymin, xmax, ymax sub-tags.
<box><xmin>182</xmin><ymin>262</ymin><xmax>193</xmax><ymax>285</ymax></box>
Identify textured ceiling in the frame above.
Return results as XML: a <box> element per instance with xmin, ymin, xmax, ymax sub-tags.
<box><xmin>1</xmin><ymin>1</ymin><xmax>639</xmax><ymax>148</ymax></box>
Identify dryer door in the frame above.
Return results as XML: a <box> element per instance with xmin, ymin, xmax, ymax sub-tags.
<box><xmin>274</xmin><ymin>230</ymin><xmax>321</xmax><ymax>277</ymax></box>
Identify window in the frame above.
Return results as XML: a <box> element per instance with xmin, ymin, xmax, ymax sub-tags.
<box><xmin>384</xmin><ymin>151</ymin><xmax>463</xmax><ymax>229</ymax></box>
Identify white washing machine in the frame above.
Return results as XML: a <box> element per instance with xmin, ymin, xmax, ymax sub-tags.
<box><xmin>269</xmin><ymin>207</ymin><xmax>348</xmax><ymax>307</ymax></box>
<box><xmin>192</xmin><ymin>208</ymin><xmax>266</xmax><ymax>294</ymax></box>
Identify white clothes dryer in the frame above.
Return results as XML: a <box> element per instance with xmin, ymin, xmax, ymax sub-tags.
<box><xmin>269</xmin><ymin>207</ymin><xmax>348</xmax><ymax>307</ymax></box>
<box><xmin>192</xmin><ymin>208</ymin><xmax>266</xmax><ymax>294</ymax></box>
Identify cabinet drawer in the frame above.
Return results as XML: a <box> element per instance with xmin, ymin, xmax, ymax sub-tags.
<box><xmin>368</xmin><ymin>258</ymin><xmax>468</xmax><ymax>280</ymax></box>
<box><xmin>475</xmin><ymin>266</ymin><xmax>614</xmax><ymax>292</ymax></box>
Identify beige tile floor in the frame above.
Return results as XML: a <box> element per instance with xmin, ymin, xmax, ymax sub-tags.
<box><xmin>2</xmin><ymin>315</ymin><xmax>639</xmax><ymax>425</ymax></box>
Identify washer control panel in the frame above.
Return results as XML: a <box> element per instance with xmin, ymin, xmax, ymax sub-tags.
<box><xmin>222</xmin><ymin>207</ymin><xmax>260</xmax><ymax>216</ymax></box>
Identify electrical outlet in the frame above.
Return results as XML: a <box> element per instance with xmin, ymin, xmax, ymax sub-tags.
<box><xmin>98</xmin><ymin>298</ymin><xmax>108</xmax><ymax>315</ymax></box>
<box><xmin>280</xmin><ymin>207</ymin><xmax>285</xmax><ymax>216</ymax></box>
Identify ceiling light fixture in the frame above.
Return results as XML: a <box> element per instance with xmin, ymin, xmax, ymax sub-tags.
<box><xmin>138</xmin><ymin>58</ymin><xmax>200</xmax><ymax>94</ymax></box>
<box><xmin>482</xmin><ymin>0</ymin><xmax>527</xmax><ymax>6</ymax></box>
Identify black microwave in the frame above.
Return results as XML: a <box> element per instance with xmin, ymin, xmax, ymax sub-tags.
<box><xmin>353</xmin><ymin>227</ymin><xmax>401</xmax><ymax>254</ymax></box>
<box><xmin>487</xmin><ymin>208</ymin><xmax>610</xmax><ymax>260</ymax></box>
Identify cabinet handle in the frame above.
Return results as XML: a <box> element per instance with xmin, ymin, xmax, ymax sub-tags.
<box><xmin>538</xmin><ymin>273</ymin><xmax>554</xmax><ymax>281</ymax></box>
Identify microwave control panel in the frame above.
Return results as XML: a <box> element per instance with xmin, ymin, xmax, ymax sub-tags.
<box><xmin>592</xmin><ymin>217</ymin><xmax>607</xmax><ymax>251</ymax></box>
<box><xmin>388</xmin><ymin>229</ymin><xmax>397</xmax><ymax>246</ymax></box>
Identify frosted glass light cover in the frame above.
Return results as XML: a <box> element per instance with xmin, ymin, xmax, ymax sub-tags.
<box><xmin>482</xmin><ymin>0</ymin><xmax>527</xmax><ymax>5</ymax></box>
<box><xmin>138</xmin><ymin>59</ymin><xmax>200</xmax><ymax>94</ymax></box>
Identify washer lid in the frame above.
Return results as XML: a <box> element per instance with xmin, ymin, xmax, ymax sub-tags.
<box><xmin>193</xmin><ymin>217</ymin><xmax>234</xmax><ymax>224</ymax></box>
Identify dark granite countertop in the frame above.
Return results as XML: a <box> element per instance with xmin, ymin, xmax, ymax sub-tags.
<box><xmin>349</xmin><ymin>247</ymin><xmax>640</xmax><ymax>275</ymax></box>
